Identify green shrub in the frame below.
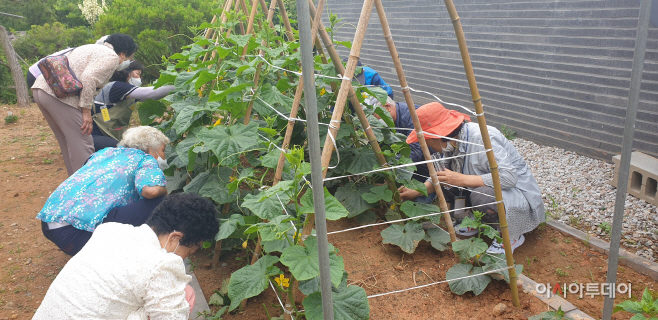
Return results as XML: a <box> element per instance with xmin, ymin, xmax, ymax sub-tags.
<box><xmin>12</xmin><ymin>22</ymin><xmax>94</xmax><ymax>61</ymax></box>
<box><xmin>94</xmin><ymin>0</ymin><xmax>218</xmax><ymax>81</ymax></box>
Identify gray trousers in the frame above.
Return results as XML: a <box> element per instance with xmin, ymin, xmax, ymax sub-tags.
<box><xmin>33</xmin><ymin>89</ymin><xmax>94</xmax><ymax>176</ymax></box>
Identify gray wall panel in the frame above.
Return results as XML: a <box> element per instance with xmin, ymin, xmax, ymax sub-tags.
<box><xmin>323</xmin><ymin>0</ymin><xmax>658</xmax><ymax>160</ymax></box>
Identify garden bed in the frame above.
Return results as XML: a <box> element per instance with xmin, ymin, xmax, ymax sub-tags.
<box><xmin>191</xmin><ymin>216</ymin><xmax>658</xmax><ymax>319</ymax></box>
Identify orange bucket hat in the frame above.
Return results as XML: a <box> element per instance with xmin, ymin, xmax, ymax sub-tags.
<box><xmin>406</xmin><ymin>102</ymin><xmax>470</xmax><ymax>144</ymax></box>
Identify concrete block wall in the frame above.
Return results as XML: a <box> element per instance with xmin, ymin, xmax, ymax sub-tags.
<box><xmin>323</xmin><ymin>0</ymin><xmax>658</xmax><ymax>161</ymax></box>
<box><xmin>611</xmin><ymin>152</ymin><xmax>658</xmax><ymax>205</ymax></box>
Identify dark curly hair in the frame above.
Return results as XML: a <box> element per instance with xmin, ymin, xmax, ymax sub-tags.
<box><xmin>146</xmin><ymin>193</ymin><xmax>219</xmax><ymax>247</ymax></box>
<box><xmin>104</xmin><ymin>33</ymin><xmax>137</xmax><ymax>57</ymax></box>
<box><xmin>109</xmin><ymin>61</ymin><xmax>144</xmax><ymax>82</ymax></box>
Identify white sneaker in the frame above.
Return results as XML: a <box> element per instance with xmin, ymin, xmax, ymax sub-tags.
<box><xmin>455</xmin><ymin>224</ymin><xmax>478</xmax><ymax>237</ymax></box>
<box><xmin>486</xmin><ymin>235</ymin><xmax>525</xmax><ymax>254</ymax></box>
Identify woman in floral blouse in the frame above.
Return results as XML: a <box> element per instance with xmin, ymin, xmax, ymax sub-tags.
<box><xmin>36</xmin><ymin>126</ymin><xmax>170</xmax><ymax>255</ymax></box>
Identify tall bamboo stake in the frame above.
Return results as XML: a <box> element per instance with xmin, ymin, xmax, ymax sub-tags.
<box><xmin>372</xmin><ymin>0</ymin><xmax>455</xmax><ymax>241</ymax></box>
<box><xmin>298</xmin><ymin>0</ymin><xmax>375</xmax><ymax>237</ymax></box>
<box><xmin>307</xmin><ymin>0</ymin><xmax>397</xmax><ymax>199</ymax></box>
<box><xmin>276</xmin><ymin>0</ymin><xmax>295</xmax><ymax>42</ymax></box>
<box><xmin>441</xmin><ymin>0</ymin><xmax>519</xmax><ymax>306</ymax></box>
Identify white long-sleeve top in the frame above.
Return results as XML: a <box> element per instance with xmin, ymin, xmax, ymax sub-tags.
<box><xmin>33</xmin><ymin>223</ymin><xmax>191</xmax><ymax>320</ymax></box>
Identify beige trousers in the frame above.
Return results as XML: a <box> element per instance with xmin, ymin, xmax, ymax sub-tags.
<box><xmin>33</xmin><ymin>89</ymin><xmax>94</xmax><ymax>176</ymax></box>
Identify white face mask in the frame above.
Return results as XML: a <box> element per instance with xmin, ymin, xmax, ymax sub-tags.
<box><xmin>156</xmin><ymin>155</ymin><xmax>170</xmax><ymax>171</ymax></box>
<box><xmin>443</xmin><ymin>141</ymin><xmax>457</xmax><ymax>154</ymax></box>
<box><xmin>163</xmin><ymin>231</ymin><xmax>180</xmax><ymax>254</ymax></box>
<box><xmin>116</xmin><ymin>60</ymin><xmax>131</xmax><ymax>71</ymax></box>
<box><xmin>129</xmin><ymin>77</ymin><xmax>142</xmax><ymax>87</ymax></box>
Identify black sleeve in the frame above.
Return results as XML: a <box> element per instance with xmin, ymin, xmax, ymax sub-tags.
<box><xmin>107</xmin><ymin>82</ymin><xmax>138</xmax><ymax>104</ymax></box>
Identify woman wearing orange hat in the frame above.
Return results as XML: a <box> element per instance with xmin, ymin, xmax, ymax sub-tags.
<box><xmin>398</xmin><ymin>102</ymin><xmax>545</xmax><ymax>254</ymax></box>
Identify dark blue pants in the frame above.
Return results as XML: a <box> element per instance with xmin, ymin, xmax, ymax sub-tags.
<box><xmin>92</xmin><ymin>134</ymin><xmax>119</xmax><ymax>152</ymax></box>
<box><xmin>41</xmin><ymin>196</ymin><xmax>164</xmax><ymax>256</ymax></box>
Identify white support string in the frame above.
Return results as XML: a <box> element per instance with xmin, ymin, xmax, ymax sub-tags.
<box><xmin>276</xmin><ymin>193</ymin><xmax>298</xmax><ymax>232</ymax></box>
<box><xmin>268</xmin><ymin>280</ymin><xmax>295</xmax><ymax>318</ymax></box>
<box><xmin>323</xmin><ymin>149</ymin><xmax>491</xmax><ymax>182</ymax></box>
<box><xmin>326</xmin><ymin>200</ymin><xmax>502</xmax><ymax>235</ymax></box>
<box><xmin>246</xmin><ymin>55</ymin><xmax>474</xmax><ymax>116</ymax></box>
<box><xmin>366</xmin><ymin>265</ymin><xmax>512</xmax><ymax>299</ymax></box>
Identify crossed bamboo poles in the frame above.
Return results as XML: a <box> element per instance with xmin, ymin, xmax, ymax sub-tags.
<box><xmin>202</xmin><ymin>0</ymin><xmax>520</xmax><ymax>312</ymax></box>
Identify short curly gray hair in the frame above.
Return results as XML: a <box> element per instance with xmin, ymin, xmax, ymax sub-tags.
<box><xmin>118</xmin><ymin>126</ymin><xmax>170</xmax><ymax>152</ymax></box>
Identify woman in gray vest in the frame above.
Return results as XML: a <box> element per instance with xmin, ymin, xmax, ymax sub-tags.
<box><xmin>92</xmin><ymin>61</ymin><xmax>175</xmax><ymax>151</ymax></box>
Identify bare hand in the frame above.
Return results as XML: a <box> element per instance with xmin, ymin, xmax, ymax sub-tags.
<box><xmin>81</xmin><ymin>108</ymin><xmax>93</xmax><ymax>136</ymax></box>
<box><xmin>398</xmin><ymin>185</ymin><xmax>421</xmax><ymax>200</ymax></box>
<box><xmin>436</xmin><ymin>169</ymin><xmax>465</xmax><ymax>186</ymax></box>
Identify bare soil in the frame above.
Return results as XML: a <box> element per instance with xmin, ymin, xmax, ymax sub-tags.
<box><xmin>0</xmin><ymin>104</ymin><xmax>656</xmax><ymax>320</ymax></box>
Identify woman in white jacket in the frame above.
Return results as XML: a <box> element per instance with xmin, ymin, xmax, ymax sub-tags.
<box><xmin>33</xmin><ymin>193</ymin><xmax>220</xmax><ymax>320</ymax></box>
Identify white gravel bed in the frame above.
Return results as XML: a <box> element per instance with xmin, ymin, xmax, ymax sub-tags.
<box><xmin>510</xmin><ymin>138</ymin><xmax>658</xmax><ymax>261</ymax></box>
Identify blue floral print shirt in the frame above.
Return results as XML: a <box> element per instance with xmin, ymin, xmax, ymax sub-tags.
<box><xmin>37</xmin><ymin>147</ymin><xmax>166</xmax><ymax>232</ymax></box>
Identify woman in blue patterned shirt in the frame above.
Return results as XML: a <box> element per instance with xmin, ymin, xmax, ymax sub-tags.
<box><xmin>37</xmin><ymin>126</ymin><xmax>170</xmax><ymax>255</ymax></box>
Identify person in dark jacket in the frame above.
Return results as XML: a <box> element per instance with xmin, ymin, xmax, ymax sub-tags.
<box><xmin>373</xmin><ymin>97</ymin><xmax>434</xmax><ymax>181</ymax></box>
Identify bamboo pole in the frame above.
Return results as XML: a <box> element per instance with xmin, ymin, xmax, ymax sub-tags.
<box><xmin>276</xmin><ymin>0</ymin><xmax>295</xmax><ymax>42</ymax></box>
<box><xmin>240</xmin><ymin>0</ymin><xmax>260</xmax><ymax>58</ymax></box>
<box><xmin>372</xmin><ymin>0</ymin><xmax>455</xmax><ymax>241</ymax></box>
<box><xmin>296</xmin><ymin>0</ymin><xmax>400</xmax><ymax>237</ymax></box>
<box><xmin>307</xmin><ymin>0</ymin><xmax>397</xmax><ymax>199</ymax></box>
<box><xmin>242</xmin><ymin>0</ymin><xmax>279</xmax><ymax>125</ymax></box>
<box><xmin>441</xmin><ymin>0</ymin><xmax>519</xmax><ymax>306</ymax></box>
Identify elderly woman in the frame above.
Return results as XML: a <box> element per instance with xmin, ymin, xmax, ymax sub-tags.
<box><xmin>92</xmin><ymin>60</ymin><xmax>175</xmax><ymax>151</ymax></box>
<box><xmin>33</xmin><ymin>193</ymin><xmax>220</xmax><ymax>320</ymax></box>
<box><xmin>398</xmin><ymin>102</ymin><xmax>545</xmax><ymax>254</ymax></box>
<box><xmin>32</xmin><ymin>33</ymin><xmax>137</xmax><ymax>176</ymax></box>
<box><xmin>37</xmin><ymin>126</ymin><xmax>170</xmax><ymax>256</ymax></box>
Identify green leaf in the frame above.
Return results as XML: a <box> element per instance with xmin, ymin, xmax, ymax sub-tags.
<box><xmin>373</xmin><ymin>106</ymin><xmax>395</xmax><ymax>128</ymax></box>
<box><xmin>241</xmin><ymin>192</ymin><xmax>291</xmax><ymax>220</ymax></box>
<box><xmin>334</xmin><ymin>183</ymin><xmax>375</xmax><ymax>218</ymax></box>
<box><xmin>360</xmin><ymin>86</ymin><xmax>389</xmax><ymax>107</ymax></box>
<box><xmin>529</xmin><ymin>308</ymin><xmax>576</xmax><ymax>320</ymax></box>
<box><xmin>153</xmin><ymin>70</ymin><xmax>177</xmax><ymax>88</ymax></box>
<box><xmin>260</xmin><ymin>149</ymin><xmax>282</xmax><ymax>169</ymax></box>
<box><xmin>228</xmin><ymin>34</ymin><xmax>253</xmax><ymax>47</ymax></box>
<box><xmin>175</xmin><ymin>130</ymin><xmax>201</xmax><ymax>169</ymax></box>
<box><xmin>299</xmin><ymin>187</ymin><xmax>349</xmax><ymax>221</ymax></box>
<box><xmin>257</xmin><ymin>180</ymin><xmax>296</xmax><ymax>200</ymax></box>
<box><xmin>216</xmin><ymin>214</ymin><xmax>245</xmax><ymax>241</ymax></box>
<box><xmin>400</xmin><ymin>201</ymin><xmax>441</xmax><ymax>224</ymax></box>
<box><xmin>427</xmin><ymin>228</ymin><xmax>451</xmax><ymax>251</ymax></box>
<box><xmin>191</xmin><ymin>167</ymin><xmax>235</xmax><ymax>204</ymax></box>
<box><xmin>195</xmin><ymin>70</ymin><xmax>217</xmax><ymax>91</ymax></box>
<box><xmin>138</xmin><ymin>99</ymin><xmax>167</xmax><ymax>125</ymax></box>
<box><xmin>452</xmin><ymin>238</ymin><xmax>488</xmax><ymax>262</ymax></box>
<box><xmin>614</xmin><ymin>300</ymin><xmax>644</xmax><ymax>314</ymax></box>
<box><xmin>209</xmin><ymin>82</ymin><xmax>251</xmax><ymax>102</ymax></box>
<box><xmin>404</xmin><ymin>179</ymin><xmax>428</xmax><ymax>197</ymax></box>
<box><xmin>298</xmin><ymin>276</ymin><xmax>321</xmax><ymax>295</ymax></box>
<box><xmin>172</xmin><ymin>105</ymin><xmax>211</xmax><ymax>135</ymax></box>
<box><xmin>334</xmin><ymin>40</ymin><xmax>352</xmax><ymax>49</ymax></box>
<box><xmin>480</xmin><ymin>254</ymin><xmax>523</xmax><ymax>283</ymax></box>
<box><xmin>252</xmin><ymin>83</ymin><xmax>294</xmax><ymax>116</ymax></box>
<box><xmin>361</xmin><ymin>185</ymin><xmax>393</xmax><ymax>204</ymax></box>
<box><xmin>280</xmin><ymin>236</ymin><xmax>344</xmax><ymax>286</ymax></box>
<box><xmin>198</xmin><ymin>123</ymin><xmax>260</xmax><ymax>167</ymax></box>
<box><xmin>445</xmin><ymin>263</ymin><xmax>491</xmax><ymax>296</ymax></box>
<box><xmin>381</xmin><ymin>221</ymin><xmax>425</xmax><ymax>254</ymax></box>
<box><xmin>303</xmin><ymin>285</ymin><xmax>370</xmax><ymax>320</ymax></box>
<box><xmin>346</xmin><ymin>148</ymin><xmax>379</xmax><ymax>175</ymax></box>
<box><xmin>481</xmin><ymin>225</ymin><xmax>501</xmax><ymax>241</ymax></box>
<box><xmin>227</xmin><ymin>255</ymin><xmax>281</xmax><ymax>311</ymax></box>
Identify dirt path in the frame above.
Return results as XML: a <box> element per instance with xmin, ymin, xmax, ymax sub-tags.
<box><xmin>0</xmin><ymin>105</ymin><xmax>71</xmax><ymax>319</ymax></box>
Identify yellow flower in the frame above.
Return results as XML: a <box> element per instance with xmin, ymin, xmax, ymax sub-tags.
<box><xmin>390</xmin><ymin>204</ymin><xmax>396</xmax><ymax>210</ymax></box>
<box><xmin>362</xmin><ymin>93</ymin><xmax>368</xmax><ymax>99</ymax></box>
<box><xmin>229</xmin><ymin>176</ymin><xmax>237</xmax><ymax>182</ymax></box>
<box><xmin>242</xmin><ymin>240</ymin><xmax>248</xmax><ymax>249</ymax></box>
<box><xmin>274</xmin><ymin>274</ymin><xmax>290</xmax><ymax>289</ymax></box>
<box><xmin>218</xmin><ymin>76</ymin><xmax>224</xmax><ymax>80</ymax></box>
<box><xmin>213</xmin><ymin>118</ymin><xmax>222</xmax><ymax>127</ymax></box>
<box><xmin>293</xmin><ymin>232</ymin><xmax>301</xmax><ymax>243</ymax></box>
<box><xmin>476</xmin><ymin>254</ymin><xmax>480</xmax><ymax>259</ymax></box>
<box><xmin>320</xmin><ymin>87</ymin><xmax>326</xmax><ymax>96</ymax></box>
<box><xmin>283</xmin><ymin>71</ymin><xmax>287</xmax><ymax>76</ymax></box>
